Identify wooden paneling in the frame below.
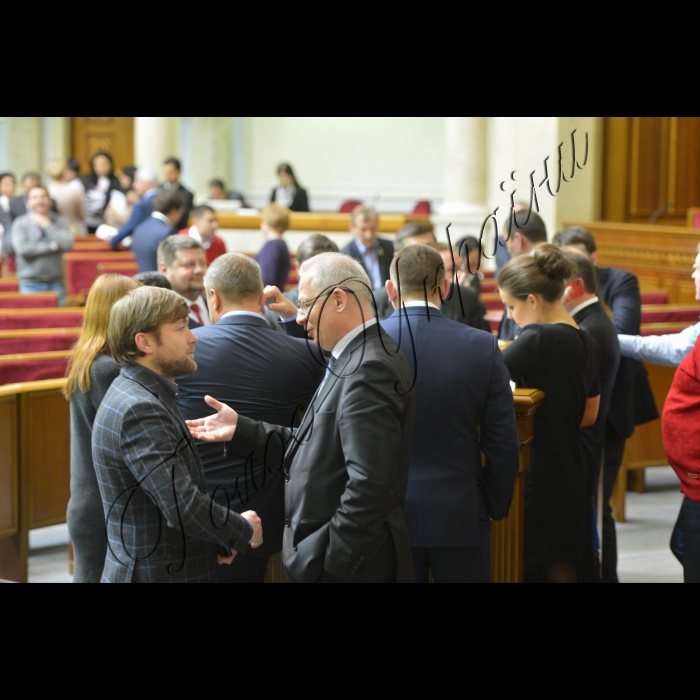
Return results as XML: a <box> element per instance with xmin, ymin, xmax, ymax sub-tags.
<box><xmin>71</xmin><ymin>118</ymin><xmax>135</xmax><ymax>176</ymax></box>
<box><xmin>603</xmin><ymin>117</ymin><xmax>700</xmax><ymax>226</ymax></box>
<box><xmin>0</xmin><ymin>395</ymin><xmax>18</xmax><ymax>539</ymax></box>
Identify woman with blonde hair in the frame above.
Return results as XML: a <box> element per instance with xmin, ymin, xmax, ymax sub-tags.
<box><xmin>46</xmin><ymin>158</ymin><xmax>86</xmax><ymax>236</ymax></box>
<box><xmin>64</xmin><ymin>273</ymin><xmax>141</xmax><ymax>583</ymax></box>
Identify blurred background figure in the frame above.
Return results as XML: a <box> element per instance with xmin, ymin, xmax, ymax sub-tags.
<box><xmin>10</xmin><ymin>171</ymin><xmax>58</xmax><ymax>222</ymax></box>
<box><xmin>118</xmin><ymin>166</ymin><xmax>137</xmax><ymax>195</ymax></box>
<box><xmin>133</xmin><ymin>271</ymin><xmax>172</xmax><ymax>290</ymax></box>
<box><xmin>64</xmin><ymin>159</ymin><xmax>85</xmax><ymax>195</ymax></box>
<box><xmin>161</xmin><ymin>157</ymin><xmax>193</xmax><ymax>231</ymax></box>
<box><xmin>0</xmin><ymin>172</ymin><xmax>15</xmax><ymax>272</ymax></box>
<box><xmin>180</xmin><ymin>205</ymin><xmax>227</xmax><ymax>266</ymax></box>
<box><xmin>46</xmin><ymin>158</ymin><xmax>86</xmax><ymax>236</ymax></box>
<box><xmin>82</xmin><ymin>152</ymin><xmax>121</xmax><ymax>234</ymax></box>
<box><xmin>285</xmin><ymin>234</ymin><xmax>339</xmax><ymax>306</ymax></box>
<box><xmin>271</xmin><ymin>163</ymin><xmax>310</xmax><ymax>212</ymax></box>
<box><xmin>455</xmin><ymin>236</ymin><xmax>485</xmax><ymax>297</ymax></box>
<box><xmin>256</xmin><ymin>203</ymin><xmax>292</xmax><ymax>290</ymax></box>
<box><xmin>208</xmin><ymin>178</ymin><xmax>252</xmax><ymax>208</ymax></box>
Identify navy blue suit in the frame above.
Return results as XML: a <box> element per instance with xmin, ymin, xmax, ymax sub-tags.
<box><xmin>177</xmin><ymin>314</ymin><xmax>324</xmax><ymax>582</ymax></box>
<box><xmin>382</xmin><ymin>306</ymin><xmax>520</xmax><ymax>582</ymax></box>
<box><xmin>131</xmin><ymin>216</ymin><xmax>175</xmax><ymax>273</ymax></box>
<box><xmin>110</xmin><ymin>189</ymin><xmax>156</xmax><ymax>250</ymax></box>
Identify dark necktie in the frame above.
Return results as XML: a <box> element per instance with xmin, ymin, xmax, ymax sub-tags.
<box><xmin>325</xmin><ymin>356</ymin><xmax>337</xmax><ymax>383</ymax></box>
<box><xmin>191</xmin><ymin>303</ymin><xmax>204</xmax><ymax>326</ymax></box>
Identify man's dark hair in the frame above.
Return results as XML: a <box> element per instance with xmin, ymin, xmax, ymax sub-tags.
<box><xmin>66</xmin><ymin>159</ymin><xmax>81</xmax><ymax>176</ymax></box>
<box><xmin>164</xmin><ymin>157</ymin><xmax>182</xmax><ymax>171</ymax></box>
<box><xmin>22</xmin><ymin>171</ymin><xmax>42</xmax><ymax>185</ymax></box>
<box><xmin>192</xmin><ymin>205</ymin><xmax>216</xmax><ymax>220</ymax></box>
<box><xmin>158</xmin><ymin>236</ymin><xmax>205</xmax><ymax>268</ymax></box>
<box><xmin>153</xmin><ymin>189</ymin><xmax>185</xmax><ymax>215</ymax></box>
<box><xmin>553</xmin><ymin>227</ymin><xmax>598</xmax><ymax>255</ymax></box>
<box><xmin>0</xmin><ymin>172</ymin><xmax>14</xmax><ymax>184</ymax></box>
<box><xmin>391</xmin><ymin>244</ymin><xmax>446</xmax><ymax>298</ymax></box>
<box><xmin>455</xmin><ymin>236</ymin><xmax>480</xmax><ymax>258</ymax></box>
<box><xmin>133</xmin><ymin>271</ymin><xmax>173</xmax><ymax>290</ymax></box>
<box><xmin>209</xmin><ymin>179</ymin><xmax>226</xmax><ymax>190</ymax></box>
<box><xmin>508</xmin><ymin>210</ymin><xmax>548</xmax><ymax>245</ymax></box>
<box><xmin>395</xmin><ymin>222</ymin><xmax>436</xmax><ymax>252</ymax></box>
<box><xmin>561</xmin><ymin>246</ymin><xmax>601</xmax><ymax>296</ymax></box>
<box><xmin>296</xmin><ymin>234</ymin><xmax>339</xmax><ymax>267</ymax></box>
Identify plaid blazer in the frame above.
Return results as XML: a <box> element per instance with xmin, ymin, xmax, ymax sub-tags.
<box><xmin>92</xmin><ymin>364</ymin><xmax>253</xmax><ymax>584</ymax></box>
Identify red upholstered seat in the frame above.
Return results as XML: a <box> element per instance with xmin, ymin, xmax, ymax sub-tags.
<box><xmin>0</xmin><ymin>280</ymin><xmax>19</xmax><ymax>293</ymax></box>
<box><xmin>485</xmin><ymin>309</ymin><xmax>505</xmax><ymax>333</ymax></box>
<box><xmin>0</xmin><ymin>293</ymin><xmax>58</xmax><ymax>309</ymax></box>
<box><xmin>641</xmin><ymin>322</ymin><xmax>697</xmax><ymax>337</ymax></box>
<box><xmin>0</xmin><ymin>330</ymin><xmax>80</xmax><ymax>355</ymax></box>
<box><xmin>483</xmin><ymin>271</ymin><xmax>496</xmax><ymax>279</ymax></box>
<box><xmin>641</xmin><ymin>292</ymin><xmax>669</xmax><ymax>306</ymax></box>
<box><xmin>641</xmin><ymin>306</ymin><xmax>700</xmax><ymax>325</ymax></box>
<box><xmin>481</xmin><ymin>280</ymin><xmax>499</xmax><ymax>294</ymax></box>
<box><xmin>339</xmin><ymin>200</ymin><xmax>364</xmax><ymax>214</ymax></box>
<box><xmin>0</xmin><ymin>352</ymin><xmax>71</xmax><ymax>386</ymax></box>
<box><xmin>412</xmin><ymin>201</ymin><xmax>432</xmax><ymax>215</ymax></box>
<box><xmin>481</xmin><ymin>293</ymin><xmax>505</xmax><ymax>311</ymax></box>
<box><xmin>64</xmin><ymin>252</ymin><xmax>136</xmax><ymax>297</ymax></box>
<box><xmin>97</xmin><ymin>262</ymin><xmax>139</xmax><ymax>277</ymax></box>
<box><xmin>0</xmin><ymin>309</ymin><xmax>85</xmax><ymax>331</ymax></box>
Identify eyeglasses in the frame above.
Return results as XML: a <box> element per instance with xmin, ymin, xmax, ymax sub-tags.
<box><xmin>297</xmin><ymin>292</ymin><xmax>332</xmax><ymax>315</ymax></box>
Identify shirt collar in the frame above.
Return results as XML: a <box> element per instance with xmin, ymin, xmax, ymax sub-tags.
<box><xmin>332</xmin><ymin>318</ymin><xmax>378</xmax><ymax>360</ymax></box>
<box><xmin>355</xmin><ymin>239</ymin><xmax>379</xmax><ymax>255</ymax></box>
<box><xmin>152</xmin><ymin>211</ymin><xmax>170</xmax><ymax>225</ymax></box>
<box><xmin>403</xmin><ymin>300</ymin><xmax>441</xmax><ymax>311</ymax></box>
<box><xmin>569</xmin><ymin>296</ymin><xmax>600</xmax><ymax>318</ymax></box>
<box><xmin>188</xmin><ymin>226</ymin><xmax>212</xmax><ymax>250</ymax></box>
<box><xmin>141</xmin><ymin>365</ymin><xmax>181</xmax><ymax>401</ymax></box>
<box><xmin>220</xmin><ymin>310</ymin><xmax>264</xmax><ymax>321</ymax></box>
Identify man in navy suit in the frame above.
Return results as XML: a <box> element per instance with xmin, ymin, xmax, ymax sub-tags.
<box><xmin>110</xmin><ymin>168</ymin><xmax>159</xmax><ymax>250</ymax></box>
<box><xmin>382</xmin><ymin>244</ymin><xmax>520</xmax><ymax>583</ymax></box>
<box><xmin>177</xmin><ymin>253</ymin><xmax>324</xmax><ymax>583</ymax></box>
<box><xmin>341</xmin><ymin>206</ymin><xmax>394</xmax><ymax>290</ymax></box>
<box><xmin>131</xmin><ymin>189</ymin><xmax>184</xmax><ymax>273</ymax></box>
<box><xmin>554</xmin><ymin>227</ymin><xmax>659</xmax><ymax>583</ymax></box>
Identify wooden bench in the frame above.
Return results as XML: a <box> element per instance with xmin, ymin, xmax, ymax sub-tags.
<box><xmin>0</xmin><ymin>351</ymin><xmax>72</xmax><ymax>386</ymax></box>
<box><xmin>63</xmin><ymin>251</ymin><xmax>136</xmax><ymax>303</ymax></box>
<box><xmin>0</xmin><ymin>379</ymin><xmax>70</xmax><ymax>583</ymax></box>
<box><xmin>0</xmin><ymin>293</ymin><xmax>59</xmax><ymax>310</ymax></box>
<box><xmin>0</xmin><ymin>308</ymin><xmax>85</xmax><ymax>331</ymax></box>
<box><xmin>0</xmin><ymin>329</ymin><xmax>80</xmax><ymax>355</ymax></box>
<box><xmin>641</xmin><ymin>305</ymin><xmax>700</xmax><ymax>325</ymax></box>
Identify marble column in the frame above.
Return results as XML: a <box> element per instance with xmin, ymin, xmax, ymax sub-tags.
<box><xmin>432</xmin><ymin>117</ymin><xmax>491</xmax><ymax>250</ymax></box>
<box><xmin>5</xmin><ymin>117</ymin><xmax>42</xmax><ymax>177</ymax></box>
<box><xmin>189</xmin><ymin>117</ymin><xmax>232</xmax><ymax>200</ymax></box>
<box><xmin>135</xmin><ymin>117</ymin><xmax>177</xmax><ymax>173</ymax></box>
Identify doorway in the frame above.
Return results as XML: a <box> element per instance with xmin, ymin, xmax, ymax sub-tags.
<box><xmin>71</xmin><ymin>117</ymin><xmax>135</xmax><ymax>176</ymax></box>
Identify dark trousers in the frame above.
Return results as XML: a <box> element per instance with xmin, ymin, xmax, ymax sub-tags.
<box><xmin>673</xmin><ymin>499</ymin><xmax>700</xmax><ymax>584</ymax></box>
<box><xmin>217</xmin><ymin>558</ymin><xmax>269</xmax><ymax>584</ymax></box>
<box><xmin>602</xmin><ymin>428</ymin><xmax>627</xmax><ymax>584</ymax></box>
<box><xmin>413</xmin><ymin>523</ymin><xmax>492</xmax><ymax>584</ymax></box>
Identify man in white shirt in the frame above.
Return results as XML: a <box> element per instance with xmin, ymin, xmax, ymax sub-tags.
<box><xmin>157</xmin><ymin>236</ymin><xmax>211</xmax><ymax>329</ymax></box>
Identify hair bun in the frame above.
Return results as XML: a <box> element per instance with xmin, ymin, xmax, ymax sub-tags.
<box><xmin>534</xmin><ymin>244</ymin><xmax>574</xmax><ymax>282</ymax></box>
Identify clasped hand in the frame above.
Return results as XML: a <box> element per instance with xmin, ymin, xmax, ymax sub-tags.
<box><xmin>262</xmin><ymin>285</ymin><xmax>298</xmax><ymax>320</ymax></box>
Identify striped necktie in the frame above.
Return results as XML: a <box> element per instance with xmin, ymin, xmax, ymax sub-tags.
<box><xmin>325</xmin><ymin>356</ymin><xmax>337</xmax><ymax>383</ymax></box>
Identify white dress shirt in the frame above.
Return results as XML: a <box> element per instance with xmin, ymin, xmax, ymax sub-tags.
<box><xmin>184</xmin><ymin>294</ymin><xmax>211</xmax><ymax>327</ymax></box>
<box><xmin>151</xmin><ymin>211</ymin><xmax>170</xmax><ymax>225</ymax></box>
<box><xmin>619</xmin><ymin>321</ymin><xmax>700</xmax><ymax>368</ymax></box>
<box><xmin>569</xmin><ymin>297</ymin><xmax>600</xmax><ymax>318</ymax></box>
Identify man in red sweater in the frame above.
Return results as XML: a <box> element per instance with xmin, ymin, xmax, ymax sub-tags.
<box><xmin>179</xmin><ymin>205</ymin><xmax>227</xmax><ymax>266</ymax></box>
<box><xmin>662</xmin><ymin>243</ymin><xmax>700</xmax><ymax>583</ymax></box>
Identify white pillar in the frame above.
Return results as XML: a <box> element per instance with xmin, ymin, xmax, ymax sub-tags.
<box><xmin>5</xmin><ymin>117</ymin><xmax>42</xmax><ymax>178</ymax></box>
<box><xmin>432</xmin><ymin>117</ymin><xmax>491</xmax><ymax>246</ymax></box>
<box><xmin>190</xmin><ymin>117</ymin><xmax>232</xmax><ymax>201</ymax></box>
<box><xmin>135</xmin><ymin>117</ymin><xmax>177</xmax><ymax>173</ymax></box>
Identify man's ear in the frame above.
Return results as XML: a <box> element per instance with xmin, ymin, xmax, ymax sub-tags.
<box><xmin>158</xmin><ymin>261</ymin><xmax>168</xmax><ymax>275</ymax></box>
<box><xmin>591</xmin><ymin>251</ymin><xmax>599</xmax><ymax>266</ymax></box>
<box><xmin>134</xmin><ymin>332</ymin><xmax>155</xmax><ymax>356</ymax></box>
<box><xmin>568</xmin><ymin>279</ymin><xmax>585</xmax><ymax>302</ymax></box>
<box><xmin>386</xmin><ymin>279</ymin><xmax>398</xmax><ymax>304</ymax></box>
<box><xmin>441</xmin><ymin>276</ymin><xmax>451</xmax><ymax>300</ymax></box>
<box><xmin>208</xmin><ymin>288</ymin><xmax>221</xmax><ymax>314</ymax></box>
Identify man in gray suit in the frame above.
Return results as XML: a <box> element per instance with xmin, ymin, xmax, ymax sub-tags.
<box><xmin>92</xmin><ymin>286</ymin><xmax>263</xmax><ymax>584</ymax></box>
<box><xmin>188</xmin><ymin>253</ymin><xmax>416</xmax><ymax>583</ymax></box>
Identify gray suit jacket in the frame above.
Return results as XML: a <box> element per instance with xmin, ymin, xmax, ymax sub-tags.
<box><xmin>92</xmin><ymin>364</ymin><xmax>253</xmax><ymax>584</ymax></box>
<box><xmin>231</xmin><ymin>324</ymin><xmax>416</xmax><ymax>583</ymax></box>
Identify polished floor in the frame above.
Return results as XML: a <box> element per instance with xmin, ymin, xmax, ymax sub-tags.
<box><xmin>28</xmin><ymin>467</ymin><xmax>685</xmax><ymax>584</ymax></box>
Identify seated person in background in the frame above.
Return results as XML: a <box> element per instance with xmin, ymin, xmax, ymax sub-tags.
<box><xmin>118</xmin><ymin>166</ymin><xmax>137</xmax><ymax>195</ymax></box>
<box><xmin>131</xmin><ymin>189</ymin><xmax>184</xmax><ymax>274</ymax></box>
<box><xmin>12</xmin><ymin>185</ymin><xmax>73</xmax><ymax>306</ymax></box>
<box><xmin>256</xmin><ymin>203</ymin><xmax>292</xmax><ymax>290</ymax></box>
<box><xmin>341</xmin><ymin>205</ymin><xmax>394</xmax><ymax>291</ymax></box>
<box><xmin>161</xmin><ymin>157</ymin><xmax>194</xmax><ymax>232</ymax></box>
<box><xmin>382</xmin><ymin>244</ymin><xmax>520</xmax><ymax>583</ymax></box>
<box><xmin>616</xmin><ymin>243</ymin><xmax>700</xmax><ymax>368</ymax></box>
<box><xmin>271</xmin><ymin>163</ymin><xmax>310</xmax><ymax>212</ymax></box>
<box><xmin>285</xmin><ymin>234</ymin><xmax>339</xmax><ymax>307</ymax></box>
<box><xmin>110</xmin><ymin>168</ymin><xmax>159</xmax><ymax>250</ymax></box>
<box><xmin>177</xmin><ymin>253</ymin><xmax>325</xmax><ymax>584</ymax></box>
<box><xmin>180</xmin><ymin>205</ymin><xmax>227</xmax><ymax>266</ymax></box>
<box><xmin>208</xmin><ymin>178</ymin><xmax>252</xmax><ymax>208</ymax></box>
<box><xmin>46</xmin><ymin>158</ymin><xmax>86</xmax><ymax>237</ymax></box>
<box><xmin>374</xmin><ymin>223</ymin><xmax>489</xmax><ymax>332</ymax></box>
<box><xmin>158</xmin><ymin>236</ymin><xmax>210</xmax><ymax>329</ymax></box>
<box><xmin>133</xmin><ymin>271</ymin><xmax>172</xmax><ymax>290</ymax></box>
<box><xmin>454</xmin><ymin>236</ymin><xmax>485</xmax><ymax>297</ymax></box>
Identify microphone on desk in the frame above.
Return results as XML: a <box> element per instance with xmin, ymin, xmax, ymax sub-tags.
<box><xmin>650</xmin><ymin>202</ymin><xmax>674</xmax><ymax>224</ymax></box>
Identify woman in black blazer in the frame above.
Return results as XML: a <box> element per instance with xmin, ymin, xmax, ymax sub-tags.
<box><xmin>270</xmin><ymin>163</ymin><xmax>310</xmax><ymax>212</ymax></box>
<box><xmin>82</xmin><ymin>151</ymin><xmax>122</xmax><ymax>233</ymax></box>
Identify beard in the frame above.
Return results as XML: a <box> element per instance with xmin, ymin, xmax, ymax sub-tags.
<box><xmin>156</xmin><ymin>355</ymin><xmax>197</xmax><ymax>379</ymax></box>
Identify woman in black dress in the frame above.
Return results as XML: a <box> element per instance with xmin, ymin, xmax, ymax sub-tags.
<box><xmin>270</xmin><ymin>163</ymin><xmax>310</xmax><ymax>212</ymax></box>
<box><xmin>500</xmin><ymin>245</ymin><xmax>601</xmax><ymax>583</ymax></box>
<box><xmin>82</xmin><ymin>151</ymin><xmax>122</xmax><ymax>233</ymax></box>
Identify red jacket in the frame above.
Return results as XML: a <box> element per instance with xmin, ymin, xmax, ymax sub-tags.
<box><xmin>663</xmin><ymin>336</ymin><xmax>700</xmax><ymax>501</ymax></box>
<box><xmin>179</xmin><ymin>229</ymin><xmax>227</xmax><ymax>266</ymax></box>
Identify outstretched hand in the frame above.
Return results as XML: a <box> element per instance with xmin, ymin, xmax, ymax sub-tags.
<box><xmin>186</xmin><ymin>396</ymin><xmax>239</xmax><ymax>443</ymax></box>
<box><xmin>263</xmin><ymin>285</ymin><xmax>298</xmax><ymax>320</ymax></box>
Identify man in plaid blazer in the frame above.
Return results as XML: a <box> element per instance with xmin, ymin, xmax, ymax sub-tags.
<box><xmin>92</xmin><ymin>286</ymin><xmax>263</xmax><ymax>584</ymax></box>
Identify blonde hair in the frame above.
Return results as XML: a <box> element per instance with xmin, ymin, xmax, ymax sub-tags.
<box><xmin>64</xmin><ymin>274</ymin><xmax>142</xmax><ymax>399</ymax></box>
<box><xmin>262</xmin><ymin>203</ymin><xmax>291</xmax><ymax>234</ymax></box>
<box><xmin>45</xmin><ymin>158</ymin><xmax>67</xmax><ymax>183</ymax></box>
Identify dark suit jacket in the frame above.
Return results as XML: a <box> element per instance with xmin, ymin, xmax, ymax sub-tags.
<box><xmin>0</xmin><ymin>208</ymin><xmax>12</xmax><ymax>255</ymax></box>
<box><xmin>230</xmin><ymin>324</ymin><xmax>415</xmax><ymax>583</ymax></box>
<box><xmin>341</xmin><ymin>238</ymin><xmax>395</xmax><ymax>290</ymax></box>
<box><xmin>9</xmin><ymin>195</ymin><xmax>59</xmax><ymax>222</ymax></box>
<box><xmin>382</xmin><ymin>307</ymin><xmax>520</xmax><ymax>548</ymax></box>
<box><xmin>598</xmin><ymin>267</ymin><xmax>659</xmax><ymax>435</ymax></box>
<box><xmin>177</xmin><ymin>314</ymin><xmax>324</xmax><ymax>562</ymax></box>
<box><xmin>111</xmin><ymin>188</ymin><xmax>156</xmax><ymax>249</ymax></box>
<box><xmin>373</xmin><ymin>284</ymin><xmax>490</xmax><ymax>332</ymax></box>
<box><xmin>168</xmin><ymin>183</ymin><xmax>194</xmax><ymax>231</ymax></box>
<box><xmin>92</xmin><ymin>364</ymin><xmax>253</xmax><ymax>584</ymax></box>
<box><xmin>131</xmin><ymin>216</ymin><xmax>175</xmax><ymax>273</ymax></box>
<box><xmin>184</xmin><ymin>294</ymin><xmax>208</xmax><ymax>331</ymax></box>
<box><xmin>270</xmin><ymin>187</ymin><xmax>310</xmax><ymax>213</ymax></box>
